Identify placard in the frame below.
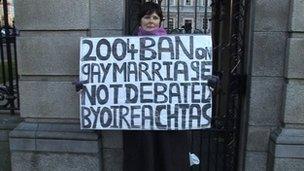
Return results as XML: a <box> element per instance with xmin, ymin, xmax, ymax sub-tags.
<box><xmin>80</xmin><ymin>35</ymin><xmax>212</xmax><ymax>130</ymax></box>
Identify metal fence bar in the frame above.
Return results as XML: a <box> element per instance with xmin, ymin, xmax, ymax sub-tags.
<box><xmin>203</xmin><ymin>0</ymin><xmax>208</xmax><ymax>34</ymax></box>
<box><xmin>0</xmin><ymin>33</ymin><xmax>6</xmax><ymax>86</ymax></box>
<box><xmin>13</xmin><ymin>25</ymin><xmax>19</xmax><ymax>111</ymax></box>
<box><xmin>2</xmin><ymin>0</ymin><xmax>15</xmax><ymax>114</ymax></box>
<box><xmin>167</xmin><ymin>0</ymin><xmax>170</xmax><ymax>29</ymax></box>
<box><xmin>194</xmin><ymin>0</ymin><xmax>197</xmax><ymax>29</ymax></box>
<box><xmin>207</xmin><ymin>132</ymin><xmax>211</xmax><ymax>170</ymax></box>
<box><xmin>177</xmin><ymin>0</ymin><xmax>180</xmax><ymax>28</ymax></box>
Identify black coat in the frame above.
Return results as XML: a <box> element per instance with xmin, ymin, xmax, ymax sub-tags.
<box><xmin>123</xmin><ymin>130</ymin><xmax>191</xmax><ymax>171</ymax></box>
<box><xmin>123</xmin><ymin>29</ymin><xmax>191</xmax><ymax>171</ymax></box>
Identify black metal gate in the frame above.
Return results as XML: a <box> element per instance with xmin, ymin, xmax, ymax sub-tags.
<box><xmin>0</xmin><ymin>0</ymin><xmax>19</xmax><ymax>114</ymax></box>
<box><xmin>126</xmin><ymin>0</ymin><xmax>247</xmax><ymax>170</ymax></box>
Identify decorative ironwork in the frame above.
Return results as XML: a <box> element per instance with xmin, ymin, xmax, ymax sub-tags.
<box><xmin>0</xmin><ymin>0</ymin><xmax>19</xmax><ymax>114</ymax></box>
<box><xmin>126</xmin><ymin>0</ymin><xmax>248</xmax><ymax>170</ymax></box>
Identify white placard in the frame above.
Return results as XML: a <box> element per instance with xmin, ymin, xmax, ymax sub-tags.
<box><xmin>79</xmin><ymin>35</ymin><xmax>212</xmax><ymax>130</ymax></box>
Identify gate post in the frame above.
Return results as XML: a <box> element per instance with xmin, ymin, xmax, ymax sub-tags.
<box><xmin>268</xmin><ymin>0</ymin><xmax>304</xmax><ymax>170</ymax></box>
<box><xmin>9</xmin><ymin>0</ymin><xmax>103</xmax><ymax>170</ymax></box>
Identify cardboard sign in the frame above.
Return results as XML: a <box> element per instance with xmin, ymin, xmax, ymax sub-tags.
<box><xmin>79</xmin><ymin>35</ymin><xmax>212</xmax><ymax>130</ymax></box>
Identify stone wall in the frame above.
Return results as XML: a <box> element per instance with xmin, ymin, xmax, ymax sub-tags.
<box><xmin>10</xmin><ymin>0</ymin><xmax>125</xmax><ymax>170</ymax></box>
<box><xmin>244</xmin><ymin>0</ymin><xmax>289</xmax><ymax>170</ymax></box>
<box><xmin>8</xmin><ymin>0</ymin><xmax>304</xmax><ymax>170</ymax></box>
<box><xmin>268</xmin><ymin>0</ymin><xmax>304</xmax><ymax>170</ymax></box>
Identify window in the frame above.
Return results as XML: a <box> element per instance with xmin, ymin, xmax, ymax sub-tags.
<box><xmin>184</xmin><ymin>19</ymin><xmax>193</xmax><ymax>25</ymax></box>
<box><xmin>168</xmin><ymin>17</ymin><xmax>175</xmax><ymax>29</ymax></box>
<box><xmin>185</xmin><ymin>0</ymin><xmax>192</xmax><ymax>6</ymax></box>
<box><xmin>167</xmin><ymin>0</ymin><xmax>175</xmax><ymax>6</ymax></box>
<box><xmin>183</xmin><ymin>18</ymin><xmax>193</xmax><ymax>33</ymax></box>
<box><xmin>201</xmin><ymin>0</ymin><xmax>210</xmax><ymax>7</ymax></box>
<box><xmin>0</xmin><ymin>0</ymin><xmax>15</xmax><ymax>27</ymax></box>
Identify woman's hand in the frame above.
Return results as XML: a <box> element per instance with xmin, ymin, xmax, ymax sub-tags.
<box><xmin>72</xmin><ymin>80</ymin><xmax>85</xmax><ymax>93</ymax></box>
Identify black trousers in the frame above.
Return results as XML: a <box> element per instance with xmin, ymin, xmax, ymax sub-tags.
<box><xmin>123</xmin><ymin>131</ymin><xmax>191</xmax><ymax>171</ymax></box>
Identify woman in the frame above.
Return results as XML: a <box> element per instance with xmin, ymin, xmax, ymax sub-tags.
<box><xmin>134</xmin><ymin>2</ymin><xmax>166</xmax><ymax>36</ymax></box>
<box><xmin>123</xmin><ymin>2</ymin><xmax>190</xmax><ymax>171</ymax></box>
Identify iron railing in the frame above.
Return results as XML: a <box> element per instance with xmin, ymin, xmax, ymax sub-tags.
<box><xmin>126</xmin><ymin>0</ymin><xmax>248</xmax><ymax>170</ymax></box>
<box><xmin>0</xmin><ymin>0</ymin><xmax>19</xmax><ymax>114</ymax></box>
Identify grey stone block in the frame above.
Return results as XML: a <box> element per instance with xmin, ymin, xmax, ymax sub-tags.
<box><xmin>10</xmin><ymin>122</ymin><xmax>98</xmax><ymax>140</ymax></box>
<box><xmin>90</xmin><ymin>0</ymin><xmax>125</xmax><ymax>29</ymax></box>
<box><xmin>37</xmin><ymin>122</ymin><xmax>80</xmax><ymax>132</ymax></box>
<box><xmin>0</xmin><ymin>114</ymin><xmax>21</xmax><ymax>142</ymax></box>
<box><xmin>90</xmin><ymin>29</ymin><xmax>124</xmax><ymax>37</ymax></box>
<box><xmin>248</xmin><ymin>77</ymin><xmax>283</xmax><ymax>126</ymax></box>
<box><xmin>36</xmin><ymin>139</ymin><xmax>99</xmax><ymax>153</ymax></box>
<box><xmin>0</xmin><ymin>130</ymin><xmax>8</xmax><ymax>141</ymax></box>
<box><xmin>267</xmin><ymin>152</ymin><xmax>275</xmax><ymax>171</ymax></box>
<box><xmin>9</xmin><ymin>122</ymin><xmax>102</xmax><ymax>170</ymax></box>
<box><xmin>19</xmin><ymin>81</ymin><xmax>78</xmax><ymax>119</ymax></box>
<box><xmin>35</xmin><ymin>122</ymin><xmax>98</xmax><ymax>140</ymax></box>
<box><xmin>9</xmin><ymin>122</ymin><xmax>100</xmax><ymax>153</ymax></box>
<box><xmin>274</xmin><ymin>158</ymin><xmax>304</xmax><ymax>171</ymax></box>
<box><xmin>20</xmin><ymin>31</ymin><xmax>88</xmax><ymax>37</ymax></box>
<box><xmin>15</xmin><ymin>0</ymin><xmax>90</xmax><ymax>30</ymax></box>
<box><xmin>9</xmin><ymin>130</ymin><xmax>36</xmax><ymax>139</ymax></box>
<box><xmin>103</xmin><ymin>148</ymin><xmax>123</xmax><ymax>171</ymax></box>
<box><xmin>0</xmin><ymin>142</ymin><xmax>11</xmax><ymax>171</ymax></box>
<box><xmin>270</xmin><ymin>128</ymin><xmax>304</xmax><ymax>144</ymax></box>
<box><xmin>102</xmin><ymin>131</ymin><xmax>123</xmax><ymax>149</ymax></box>
<box><xmin>251</xmin><ymin>32</ymin><xmax>287</xmax><ymax>76</ymax></box>
<box><xmin>246</xmin><ymin>126</ymin><xmax>271</xmax><ymax>151</ymax></box>
<box><xmin>283</xmin><ymin>80</ymin><xmax>304</xmax><ymax>124</ymax></box>
<box><xmin>254</xmin><ymin>0</ymin><xmax>289</xmax><ymax>31</ymax></box>
<box><xmin>15</xmin><ymin>122</ymin><xmax>38</xmax><ymax>131</ymax></box>
<box><xmin>286</xmin><ymin>38</ymin><xmax>304</xmax><ymax>78</ymax></box>
<box><xmin>245</xmin><ymin>151</ymin><xmax>267</xmax><ymax>171</ymax></box>
<box><xmin>17</xmin><ymin>32</ymin><xmax>87</xmax><ymax>75</ymax></box>
<box><xmin>269</xmin><ymin>128</ymin><xmax>304</xmax><ymax>170</ymax></box>
<box><xmin>11</xmin><ymin>151</ymin><xmax>101</xmax><ymax>171</ymax></box>
<box><xmin>9</xmin><ymin>138</ymin><xmax>36</xmax><ymax>151</ymax></box>
<box><xmin>274</xmin><ymin>144</ymin><xmax>304</xmax><ymax>158</ymax></box>
<box><xmin>36</xmin><ymin>131</ymin><xmax>98</xmax><ymax>141</ymax></box>
<box><xmin>289</xmin><ymin>0</ymin><xmax>304</xmax><ymax>32</ymax></box>
<box><xmin>0</xmin><ymin>114</ymin><xmax>23</xmax><ymax>130</ymax></box>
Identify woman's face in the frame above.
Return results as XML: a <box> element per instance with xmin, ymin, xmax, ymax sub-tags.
<box><xmin>140</xmin><ymin>12</ymin><xmax>161</xmax><ymax>32</ymax></box>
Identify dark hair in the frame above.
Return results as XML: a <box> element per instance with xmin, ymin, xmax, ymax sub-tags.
<box><xmin>138</xmin><ymin>2</ymin><xmax>164</xmax><ymax>25</ymax></box>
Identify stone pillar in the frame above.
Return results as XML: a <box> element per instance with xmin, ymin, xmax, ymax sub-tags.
<box><xmin>9</xmin><ymin>0</ymin><xmax>102</xmax><ymax>170</ymax></box>
<box><xmin>244</xmin><ymin>0</ymin><xmax>289</xmax><ymax>170</ymax></box>
<box><xmin>268</xmin><ymin>0</ymin><xmax>304</xmax><ymax>170</ymax></box>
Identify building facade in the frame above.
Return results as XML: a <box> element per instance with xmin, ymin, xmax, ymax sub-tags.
<box><xmin>0</xmin><ymin>0</ymin><xmax>303</xmax><ymax>170</ymax></box>
<box><xmin>0</xmin><ymin>0</ymin><xmax>14</xmax><ymax>27</ymax></box>
<box><xmin>160</xmin><ymin>0</ymin><xmax>212</xmax><ymax>34</ymax></box>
